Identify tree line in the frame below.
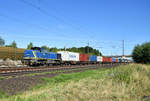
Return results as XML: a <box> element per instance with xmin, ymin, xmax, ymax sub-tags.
<box><xmin>2</xmin><ymin>36</ymin><xmax>150</xmax><ymax>62</ymax></box>
<box><xmin>28</xmin><ymin>42</ymin><xmax>102</xmax><ymax>56</ymax></box>
<box><xmin>0</xmin><ymin>37</ymin><xmax>17</xmax><ymax>48</ymax></box>
<box><xmin>0</xmin><ymin>37</ymin><xmax>102</xmax><ymax>56</ymax></box>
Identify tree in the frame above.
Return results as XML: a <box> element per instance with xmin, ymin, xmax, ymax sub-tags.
<box><xmin>27</xmin><ymin>42</ymin><xmax>33</xmax><ymax>49</ymax></box>
<box><xmin>59</xmin><ymin>46</ymin><xmax>102</xmax><ymax>56</ymax></box>
<box><xmin>132</xmin><ymin>42</ymin><xmax>150</xmax><ymax>63</ymax></box>
<box><xmin>132</xmin><ymin>45</ymin><xmax>143</xmax><ymax>63</ymax></box>
<box><xmin>49</xmin><ymin>47</ymin><xmax>58</xmax><ymax>52</ymax></box>
<box><xmin>0</xmin><ymin>37</ymin><xmax>5</xmax><ymax>46</ymax></box>
<box><xmin>41</xmin><ymin>45</ymin><xmax>49</xmax><ymax>51</ymax></box>
<box><xmin>11</xmin><ymin>40</ymin><xmax>17</xmax><ymax>48</ymax></box>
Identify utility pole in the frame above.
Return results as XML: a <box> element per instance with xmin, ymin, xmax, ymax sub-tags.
<box><xmin>122</xmin><ymin>40</ymin><xmax>125</xmax><ymax>58</ymax></box>
<box><xmin>87</xmin><ymin>41</ymin><xmax>89</xmax><ymax>54</ymax></box>
<box><xmin>64</xmin><ymin>44</ymin><xmax>66</xmax><ymax>51</ymax></box>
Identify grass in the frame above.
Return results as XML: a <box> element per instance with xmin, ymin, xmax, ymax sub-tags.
<box><xmin>32</xmin><ymin>68</ymin><xmax>108</xmax><ymax>90</ymax></box>
<box><xmin>0</xmin><ymin>76</ymin><xmax>4</xmax><ymax>80</ymax></box>
<box><xmin>1</xmin><ymin>64</ymin><xmax>150</xmax><ymax>101</ymax></box>
<box><xmin>0</xmin><ymin>91</ymin><xmax>8</xmax><ymax>99</ymax></box>
<box><xmin>25</xmin><ymin>68</ymin><xmax>82</xmax><ymax>77</ymax></box>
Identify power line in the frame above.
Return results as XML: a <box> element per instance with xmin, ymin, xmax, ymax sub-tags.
<box><xmin>38</xmin><ymin>0</ymin><xmax>41</xmax><ymax>9</ymax></box>
<box><xmin>87</xmin><ymin>41</ymin><xmax>89</xmax><ymax>54</ymax></box>
<box><xmin>19</xmin><ymin>0</ymin><xmax>95</xmax><ymax>38</ymax></box>
<box><xmin>0</xmin><ymin>12</ymin><xmax>73</xmax><ymax>39</ymax></box>
<box><xmin>0</xmin><ymin>12</ymin><xmax>132</xmax><ymax>55</ymax></box>
<box><xmin>0</xmin><ymin>13</ymin><xmax>49</xmax><ymax>31</ymax></box>
<box><xmin>122</xmin><ymin>40</ymin><xmax>125</xmax><ymax>57</ymax></box>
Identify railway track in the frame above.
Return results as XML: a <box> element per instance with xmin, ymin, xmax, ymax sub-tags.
<box><xmin>0</xmin><ymin>63</ymin><xmax>126</xmax><ymax>77</ymax></box>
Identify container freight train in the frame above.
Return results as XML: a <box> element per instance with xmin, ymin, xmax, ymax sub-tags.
<box><xmin>22</xmin><ymin>47</ymin><xmax>127</xmax><ymax>66</ymax></box>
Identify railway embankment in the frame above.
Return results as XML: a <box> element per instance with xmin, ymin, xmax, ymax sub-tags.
<box><xmin>0</xmin><ymin>64</ymin><xmax>150</xmax><ymax>101</ymax></box>
<box><xmin>0</xmin><ymin>59</ymin><xmax>23</xmax><ymax>67</ymax></box>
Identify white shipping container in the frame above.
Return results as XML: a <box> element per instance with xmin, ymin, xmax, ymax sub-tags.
<box><xmin>57</xmin><ymin>51</ymin><xmax>79</xmax><ymax>61</ymax></box>
<box><xmin>97</xmin><ymin>56</ymin><xmax>103</xmax><ymax>62</ymax></box>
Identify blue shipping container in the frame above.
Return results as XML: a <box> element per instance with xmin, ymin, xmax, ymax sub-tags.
<box><xmin>89</xmin><ymin>55</ymin><xmax>97</xmax><ymax>62</ymax></box>
<box><xmin>112</xmin><ymin>58</ymin><xmax>116</xmax><ymax>62</ymax></box>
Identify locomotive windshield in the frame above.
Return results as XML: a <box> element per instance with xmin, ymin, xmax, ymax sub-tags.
<box><xmin>31</xmin><ymin>47</ymin><xmax>41</xmax><ymax>51</ymax></box>
<box><xmin>31</xmin><ymin>47</ymin><xmax>48</xmax><ymax>53</ymax></box>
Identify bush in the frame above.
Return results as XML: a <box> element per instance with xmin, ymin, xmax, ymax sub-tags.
<box><xmin>0</xmin><ymin>37</ymin><xmax>5</xmax><ymax>46</ymax></box>
<box><xmin>132</xmin><ymin>42</ymin><xmax>150</xmax><ymax>63</ymax></box>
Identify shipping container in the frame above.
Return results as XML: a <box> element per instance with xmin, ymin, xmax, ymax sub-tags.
<box><xmin>57</xmin><ymin>51</ymin><xmax>79</xmax><ymax>61</ymax></box>
<box><xmin>109</xmin><ymin>57</ymin><xmax>113</xmax><ymax>62</ymax></box>
<box><xmin>89</xmin><ymin>55</ymin><xmax>97</xmax><ymax>62</ymax></box>
<box><xmin>115</xmin><ymin>58</ymin><xmax>118</xmax><ymax>62</ymax></box>
<box><xmin>112</xmin><ymin>58</ymin><xmax>116</xmax><ymax>62</ymax></box>
<box><xmin>102</xmin><ymin>56</ymin><xmax>107</xmax><ymax>62</ymax></box>
<box><xmin>103</xmin><ymin>57</ymin><xmax>113</xmax><ymax>63</ymax></box>
<box><xmin>79</xmin><ymin>53</ymin><xmax>89</xmax><ymax>62</ymax></box>
<box><xmin>97</xmin><ymin>56</ymin><xmax>103</xmax><ymax>62</ymax></box>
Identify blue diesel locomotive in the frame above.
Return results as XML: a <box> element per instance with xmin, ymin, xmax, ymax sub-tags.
<box><xmin>23</xmin><ymin>47</ymin><xmax>61</xmax><ymax>66</ymax></box>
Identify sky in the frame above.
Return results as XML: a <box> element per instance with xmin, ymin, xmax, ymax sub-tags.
<box><xmin>0</xmin><ymin>0</ymin><xmax>150</xmax><ymax>56</ymax></box>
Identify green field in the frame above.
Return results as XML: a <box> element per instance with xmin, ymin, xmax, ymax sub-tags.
<box><xmin>1</xmin><ymin>64</ymin><xmax>150</xmax><ymax>101</ymax></box>
<box><xmin>0</xmin><ymin>47</ymin><xmax>25</xmax><ymax>60</ymax></box>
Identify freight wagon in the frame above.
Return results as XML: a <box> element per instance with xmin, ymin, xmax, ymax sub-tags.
<box><xmin>112</xmin><ymin>58</ymin><xmax>116</xmax><ymax>63</ymax></box>
<box><xmin>102</xmin><ymin>57</ymin><xmax>113</xmax><ymax>63</ymax></box>
<box><xmin>115</xmin><ymin>58</ymin><xmax>118</xmax><ymax>62</ymax></box>
<box><xmin>97</xmin><ymin>56</ymin><xmax>103</xmax><ymax>64</ymax></box>
<box><xmin>79</xmin><ymin>53</ymin><xmax>89</xmax><ymax>64</ymax></box>
<box><xmin>57</xmin><ymin>51</ymin><xmax>79</xmax><ymax>65</ymax></box>
<box><xmin>89</xmin><ymin>55</ymin><xmax>97</xmax><ymax>64</ymax></box>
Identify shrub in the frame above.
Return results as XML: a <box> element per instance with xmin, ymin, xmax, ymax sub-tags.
<box><xmin>0</xmin><ymin>37</ymin><xmax>5</xmax><ymax>46</ymax></box>
<box><xmin>132</xmin><ymin>42</ymin><xmax>150</xmax><ymax>64</ymax></box>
